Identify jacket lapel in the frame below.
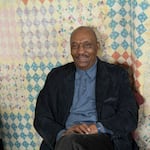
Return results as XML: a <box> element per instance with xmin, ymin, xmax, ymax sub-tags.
<box><xmin>96</xmin><ymin>59</ymin><xmax>110</xmax><ymax>119</ymax></box>
<box><xmin>62</xmin><ymin>64</ymin><xmax>76</xmax><ymax>122</ymax></box>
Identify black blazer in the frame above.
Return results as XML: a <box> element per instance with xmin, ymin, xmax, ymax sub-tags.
<box><xmin>34</xmin><ymin>58</ymin><xmax>138</xmax><ymax>150</ymax></box>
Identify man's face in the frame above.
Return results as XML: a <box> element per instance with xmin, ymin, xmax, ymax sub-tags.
<box><xmin>70</xmin><ymin>28</ymin><xmax>99</xmax><ymax>70</ymax></box>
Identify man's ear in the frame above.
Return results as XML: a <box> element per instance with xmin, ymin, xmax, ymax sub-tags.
<box><xmin>96</xmin><ymin>41</ymin><xmax>100</xmax><ymax>50</ymax></box>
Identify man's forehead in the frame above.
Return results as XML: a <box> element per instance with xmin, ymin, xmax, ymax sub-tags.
<box><xmin>72</xmin><ymin>27</ymin><xmax>94</xmax><ymax>35</ymax></box>
<box><xmin>71</xmin><ymin>40</ymin><xmax>92</xmax><ymax>44</ymax></box>
<box><xmin>71</xmin><ymin>28</ymin><xmax>96</xmax><ymax>41</ymax></box>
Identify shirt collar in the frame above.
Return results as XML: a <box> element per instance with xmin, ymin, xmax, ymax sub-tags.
<box><xmin>75</xmin><ymin>59</ymin><xmax>97</xmax><ymax>80</ymax></box>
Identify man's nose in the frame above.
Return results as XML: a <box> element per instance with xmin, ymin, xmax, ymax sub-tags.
<box><xmin>78</xmin><ymin>44</ymin><xmax>85</xmax><ymax>53</ymax></box>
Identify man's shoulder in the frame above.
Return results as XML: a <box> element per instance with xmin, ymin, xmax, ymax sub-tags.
<box><xmin>52</xmin><ymin>62</ymin><xmax>75</xmax><ymax>72</ymax></box>
<box><xmin>47</xmin><ymin>62</ymin><xmax>75</xmax><ymax>77</ymax></box>
<box><xmin>97</xmin><ymin>59</ymin><xmax>127</xmax><ymax>79</ymax></box>
<box><xmin>98</xmin><ymin>59</ymin><xmax>122</xmax><ymax>71</ymax></box>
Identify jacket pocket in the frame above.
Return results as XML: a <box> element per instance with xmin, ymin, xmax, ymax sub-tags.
<box><xmin>101</xmin><ymin>97</ymin><xmax>118</xmax><ymax>119</ymax></box>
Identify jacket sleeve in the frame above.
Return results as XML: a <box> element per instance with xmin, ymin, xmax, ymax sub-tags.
<box><xmin>33</xmin><ymin>69</ymin><xmax>64</xmax><ymax>149</ymax></box>
<box><xmin>100</xmin><ymin>68</ymin><xmax>139</xmax><ymax>137</ymax></box>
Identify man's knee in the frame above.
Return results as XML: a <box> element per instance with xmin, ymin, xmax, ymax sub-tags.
<box><xmin>55</xmin><ymin>134</ymin><xmax>82</xmax><ymax>150</ymax></box>
<box><xmin>58</xmin><ymin>134</ymin><xmax>79</xmax><ymax>144</ymax></box>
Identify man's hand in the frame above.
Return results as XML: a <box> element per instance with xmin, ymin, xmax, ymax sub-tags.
<box><xmin>88</xmin><ymin>124</ymin><xmax>98</xmax><ymax>134</ymax></box>
<box><xmin>62</xmin><ymin>123</ymin><xmax>98</xmax><ymax>136</ymax></box>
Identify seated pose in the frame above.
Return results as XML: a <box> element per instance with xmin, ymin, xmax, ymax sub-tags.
<box><xmin>34</xmin><ymin>26</ymin><xmax>139</xmax><ymax>150</ymax></box>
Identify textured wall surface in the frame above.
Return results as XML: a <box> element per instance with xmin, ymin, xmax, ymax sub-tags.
<box><xmin>0</xmin><ymin>0</ymin><xmax>150</xmax><ymax>149</ymax></box>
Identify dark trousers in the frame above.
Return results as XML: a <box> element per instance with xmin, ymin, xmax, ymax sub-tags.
<box><xmin>55</xmin><ymin>133</ymin><xmax>114</xmax><ymax>150</ymax></box>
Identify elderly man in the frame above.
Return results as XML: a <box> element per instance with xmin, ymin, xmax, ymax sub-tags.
<box><xmin>34</xmin><ymin>26</ymin><xmax>138</xmax><ymax>150</ymax></box>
